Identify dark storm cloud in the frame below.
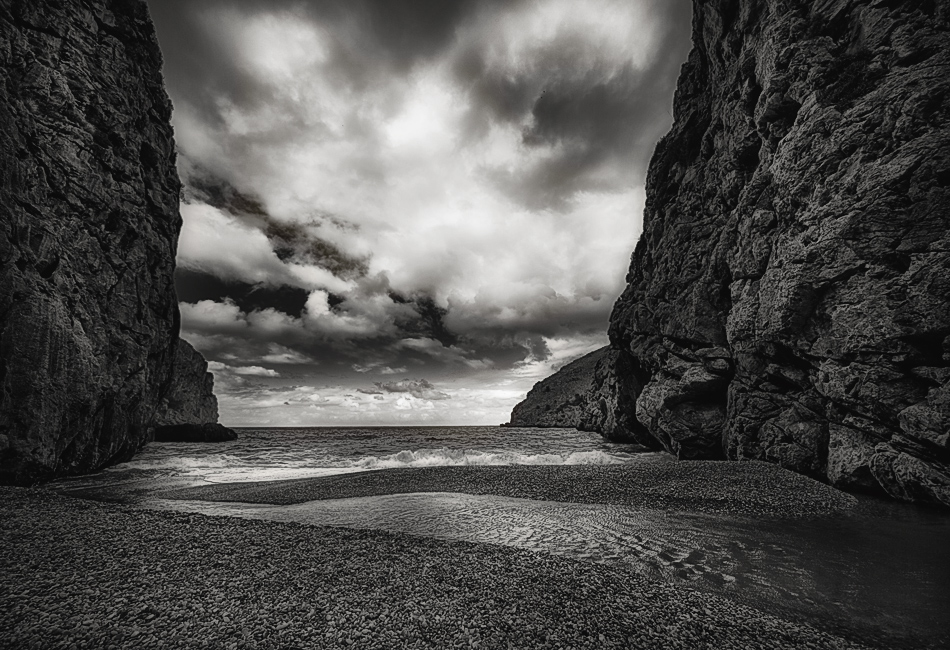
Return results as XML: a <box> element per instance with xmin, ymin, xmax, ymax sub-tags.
<box><xmin>149</xmin><ymin>0</ymin><xmax>690</xmax><ymax>192</ymax></box>
<box><xmin>175</xmin><ymin>269</ymin><xmax>310</xmax><ymax>318</ymax></box>
<box><xmin>182</xmin><ymin>166</ymin><xmax>369</xmax><ymax>281</ymax></box>
<box><xmin>148</xmin><ymin>0</ymin><xmax>694</xmax><ymax>424</ymax></box>
<box><xmin>452</xmin><ymin>0</ymin><xmax>693</xmax><ymax>209</ymax></box>
<box><xmin>149</xmin><ymin>0</ymin><xmax>515</xmax><ymax>125</ymax></box>
<box><xmin>389</xmin><ymin>294</ymin><xmax>459</xmax><ymax>347</ymax></box>
<box><xmin>264</xmin><ymin>219</ymin><xmax>369</xmax><ymax>281</ymax></box>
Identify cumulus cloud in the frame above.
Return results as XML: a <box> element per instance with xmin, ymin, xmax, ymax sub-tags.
<box><xmin>149</xmin><ymin>0</ymin><xmax>692</xmax><ymax>424</ymax></box>
<box><xmin>232</xmin><ymin>365</ymin><xmax>281</xmax><ymax>377</ymax></box>
<box><xmin>353</xmin><ymin>362</ymin><xmax>408</xmax><ymax>375</ymax></box>
<box><xmin>177</xmin><ymin>200</ymin><xmax>356</xmax><ymax>295</ymax></box>
<box><xmin>359</xmin><ymin>379</ymin><xmax>452</xmax><ymax>401</ymax></box>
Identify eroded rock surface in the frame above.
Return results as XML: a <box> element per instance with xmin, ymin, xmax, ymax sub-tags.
<box><xmin>152</xmin><ymin>339</ymin><xmax>218</xmax><ymax>429</ymax></box>
<box><xmin>509</xmin><ymin>348</ymin><xmax>608</xmax><ymax>430</ymax></box>
<box><xmin>0</xmin><ymin>0</ymin><xmax>181</xmax><ymax>484</ymax></box>
<box><xmin>152</xmin><ymin>339</ymin><xmax>236</xmax><ymax>442</ymax></box>
<box><xmin>518</xmin><ymin>0</ymin><xmax>950</xmax><ymax>507</ymax></box>
<box><xmin>153</xmin><ymin>422</ymin><xmax>237</xmax><ymax>443</ymax></box>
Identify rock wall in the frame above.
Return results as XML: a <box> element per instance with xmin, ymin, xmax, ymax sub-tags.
<box><xmin>152</xmin><ymin>338</ymin><xmax>218</xmax><ymax>429</ymax></box>
<box><xmin>509</xmin><ymin>348</ymin><xmax>607</xmax><ymax>429</ymax></box>
<box><xmin>152</xmin><ymin>339</ymin><xmax>236</xmax><ymax>442</ymax></box>
<box><xmin>519</xmin><ymin>0</ymin><xmax>950</xmax><ymax>507</ymax></box>
<box><xmin>578</xmin><ymin>349</ymin><xmax>660</xmax><ymax>447</ymax></box>
<box><xmin>0</xmin><ymin>0</ymin><xmax>181</xmax><ymax>484</ymax></box>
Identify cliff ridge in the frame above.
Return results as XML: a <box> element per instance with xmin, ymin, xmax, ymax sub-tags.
<box><xmin>0</xmin><ymin>0</ymin><xmax>232</xmax><ymax>484</ymax></box>
<box><xmin>512</xmin><ymin>0</ymin><xmax>950</xmax><ymax>507</ymax></box>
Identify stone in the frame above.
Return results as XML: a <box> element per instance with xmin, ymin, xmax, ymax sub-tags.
<box><xmin>580</xmin><ymin>349</ymin><xmax>658</xmax><ymax>446</ymax></box>
<box><xmin>0</xmin><ymin>0</ymin><xmax>181</xmax><ymax>484</ymax></box>
<box><xmin>897</xmin><ymin>384</ymin><xmax>950</xmax><ymax>450</ymax></box>
<box><xmin>826</xmin><ymin>424</ymin><xmax>878</xmax><ymax>493</ymax></box>
<box><xmin>634</xmin><ymin>364</ymin><xmax>727</xmax><ymax>459</ymax></box>
<box><xmin>511</xmin><ymin>0</ymin><xmax>950</xmax><ymax>507</ymax></box>
<box><xmin>870</xmin><ymin>445</ymin><xmax>950</xmax><ymax>508</ymax></box>
<box><xmin>508</xmin><ymin>348</ymin><xmax>607</xmax><ymax>429</ymax></box>
<box><xmin>151</xmin><ymin>339</ymin><xmax>228</xmax><ymax>432</ymax></box>
<box><xmin>153</xmin><ymin>423</ymin><xmax>237</xmax><ymax>443</ymax></box>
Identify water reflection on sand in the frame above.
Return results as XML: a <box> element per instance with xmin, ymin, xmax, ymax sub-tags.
<box><xmin>147</xmin><ymin>491</ymin><xmax>950</xmax><ymax>650</ymax></box>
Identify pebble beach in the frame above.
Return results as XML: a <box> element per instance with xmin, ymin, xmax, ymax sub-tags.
<box><xmin>159</xmin><ymin>461</ymin><xmax>857</xmax><ymax>517</ymax></box>
<box><xmin>0</xmin><ymin>460</ymin><xmax>883</xmax><ymax>650</ymax></box>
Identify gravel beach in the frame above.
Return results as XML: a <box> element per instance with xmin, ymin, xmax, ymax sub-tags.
<box><xmin>0</xmin><ymin>486</ymin><xmax>872</xmax><ymax>650</ymax></box>
<box><xmin>158</xmin><ymin>461</ymin><xmax>856</xmax><ymax>517</ymax></box>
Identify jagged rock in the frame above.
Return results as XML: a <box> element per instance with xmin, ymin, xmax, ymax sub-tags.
<box><xmin>635</xmin><ymin>361</ymin><xmax>728</xmax><ymax>460</ymax></box>
<box><xmin>152</xmin><ymin>339</ymin><xmax>226</xmax><ymax>430</ymax></box>
<box><xmin>153</xmin><ymin>423</ymin><xmax>237</xmax><ymax>443</ymax></box>
<box><xmin>826</xmin><ymin>424</ymin><xmax>877</xmax><ymax>491</ymax></box>
<box><xmin>151</xmin><ymin>338</ymin><xmax>237</xmax><ymax>442</ymax></box>
<box><xmin>0</xmin><ymin>0</ymin><xmax>181</xmax><ymax>484</ymax></box>
<box><xmin>579</xmin><ymin>349</ymin><xmax>658</xmax><ymax>445</ymax></box>
<box><xmin>509</xmin><ymin>348</ymin><xmax>607</xmax><ymax>429</ymax></box>
<box><xmin>516</xmin><ymin>0</ymin><xmax>950</xmax><ymax>507</ymax></box>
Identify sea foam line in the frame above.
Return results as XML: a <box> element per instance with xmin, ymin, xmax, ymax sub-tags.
<box><xmin>348</xmin><ymin>448</ymin><xmax>631</xmax><ymax>469</ymax></box>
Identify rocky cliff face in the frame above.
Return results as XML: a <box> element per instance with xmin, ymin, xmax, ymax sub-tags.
<box><xmin>152</xmin><ymin>339</ymin><xmax>236</xmax><ymax>442</ymax></box>
<box><xmin>509</xmin><ymin>348</ymin><xmax>608</xmax><ymax>429</ymax></box>
<box><xmin>0</xmin><ymin>0</ymin><xmax>181</xmax><ymax>484</ymax></box>
<box><xmin>152</xmin><ymin>338</ymin><xmax>219</xmax><ymax>429</ymax></box>
<box><xmin>519</xmin><ymin>0</ymin><xmax>950</xmax><ymax>507</ymax></box>
<box><xmin>508</xmin><ymin>347</ymin><xmax>662</xmax><ymax>447</ymax></box>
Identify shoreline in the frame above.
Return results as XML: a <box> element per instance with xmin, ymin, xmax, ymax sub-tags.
<box><xmin>1</xmin><ymin>486</ymin><xmax>872</xmax><ymax>650</ymax></box>
<box><xmin>154</xmin><ymin>461</ymin><xmax>857</xmax><ymax>518</ymax></box>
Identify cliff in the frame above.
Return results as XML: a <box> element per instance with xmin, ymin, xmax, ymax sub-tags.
<box><xmin>0</xmin><ymin>0</ymin><xmax>231</xmax><ymax>484</ymax></box>
<box><xmin>509</xmin><ymin>348</ymin><xmax>608</xmax><ymax>429</ymax></box>
<box><xmin>516</xmin><ymin>0</ymin><xmax>950</xmax><ymax>507</ymax></box>
<box><xmin>152</xmin><ymin>339</ymin><xmax>236</xmax><ymax>442</ymax></box>
<box><xmin>0</xmin><ymin>0</ymin><xmax>182</xmax><ymax>484</ymax></box>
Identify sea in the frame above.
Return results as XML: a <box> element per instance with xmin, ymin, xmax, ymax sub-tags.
<box><xmin>107</xmin><ymin>425</ymin><xmax>655</xmax><ymax>484</ymax></box>
<box><xmin>52</xmin><ymin>426</ymin><xmax>950</xmax><ymax>650</ymax></box>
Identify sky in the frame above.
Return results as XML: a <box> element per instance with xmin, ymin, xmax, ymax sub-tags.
<box><xmin>146</xmin><ymin>0</ymin><xmax>693</xmax><ymax>427</ymax></box>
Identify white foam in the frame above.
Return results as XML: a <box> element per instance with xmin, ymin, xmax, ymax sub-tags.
<box><xmin>202</xmin><ymin>467</ymin><xmax>365</xmax><ymax>483</ymax></box>
<box><xmin>110</xmin><ymin>446</ymin><xmax>649</xmax><ymax>483</ymax></box>
<box><xmin>348</xmin><ymin>447</ymin><xmax>632</xmax><ymax>470</ymax></box>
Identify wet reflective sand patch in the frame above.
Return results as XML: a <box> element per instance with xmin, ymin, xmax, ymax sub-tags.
<box><xmin>148</xmin><ymin>492</ymin><xmax>950</xmax><ymax>650</ymax></box>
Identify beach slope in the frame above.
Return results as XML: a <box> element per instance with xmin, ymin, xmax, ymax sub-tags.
<box><xmin>1</xmin><ymin>486</ymin><xmax>870</xmax><ymax>650</ymax></box>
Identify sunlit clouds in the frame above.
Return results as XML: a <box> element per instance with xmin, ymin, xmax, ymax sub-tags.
<box><xmin>148</xmin><ymin>0</ymin><xmax>691</xmax><ymax>425</ymax></box>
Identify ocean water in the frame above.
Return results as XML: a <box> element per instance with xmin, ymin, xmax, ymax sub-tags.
<box><xmin>103</xmin><ymin>426</ymin><xmax>659</xmax><ymax>484</ymax></box>
<box><xmin>54</xmin><ymin>426</ymin><xmax>950</xmax><ymax>649</ymax></box>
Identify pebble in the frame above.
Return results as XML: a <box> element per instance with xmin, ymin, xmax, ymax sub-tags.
<box><xmin>0</xmin><ymin>486</ymin><xmax>873</xmax><ymax>649</ymax></box>
<box><xmin>159</xmin><ymin>462</ymin><xmax>857</xmax><ymax>518</ymax></box>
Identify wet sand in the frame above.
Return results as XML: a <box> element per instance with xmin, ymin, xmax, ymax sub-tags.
<box><xmin>153</xmin><ymin>461</ymin><xmax>858</xmax><ymax>517</ymax></box>
<box><xmin>142</xmin><ymin>464</ymin><xmax>948</xmax><ymax>650</ymax></box>
<box><xmin>1</xmin><ymin>486</ymin><xmax>872</xmax><ymax>650</ymax></box>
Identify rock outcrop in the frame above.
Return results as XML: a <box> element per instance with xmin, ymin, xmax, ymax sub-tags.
<box><xmin>516</xmin><ymin>0</ymin><xmax>950</xmax><ymax>507</ymax></box>
<box><xmin>153</xmin><ymin>422</ymin><xmax>236</xmax><ymax>443</ymax></box>
<box><xmin>0</xmin><ymin>0</ymin><xmax>180</xmax><ymax>485</ymax></box>
<box><xmin>152</xmin><ymin>339</ymin><xmax>219</xmax><ymax>429</ymax></box>
<box><xmin>151</xmin><ymin>339</ymin><xmax>236</xmax><ymax>442</ymax></box>
<box><xmin>509</xmin><ymin>348</ymin><xmax>608</xmax><ymax>429</ymax></box>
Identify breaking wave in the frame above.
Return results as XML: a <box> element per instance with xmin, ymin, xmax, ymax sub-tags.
<box><xmin>348</xmin><ymin>448</ymin><xmax>631</xmax><ymax>470</ymax></box>
<box><xmin>112</xmin><ymin>447</ymin><xmax>646</xmax><ymax>483</ymax></box>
